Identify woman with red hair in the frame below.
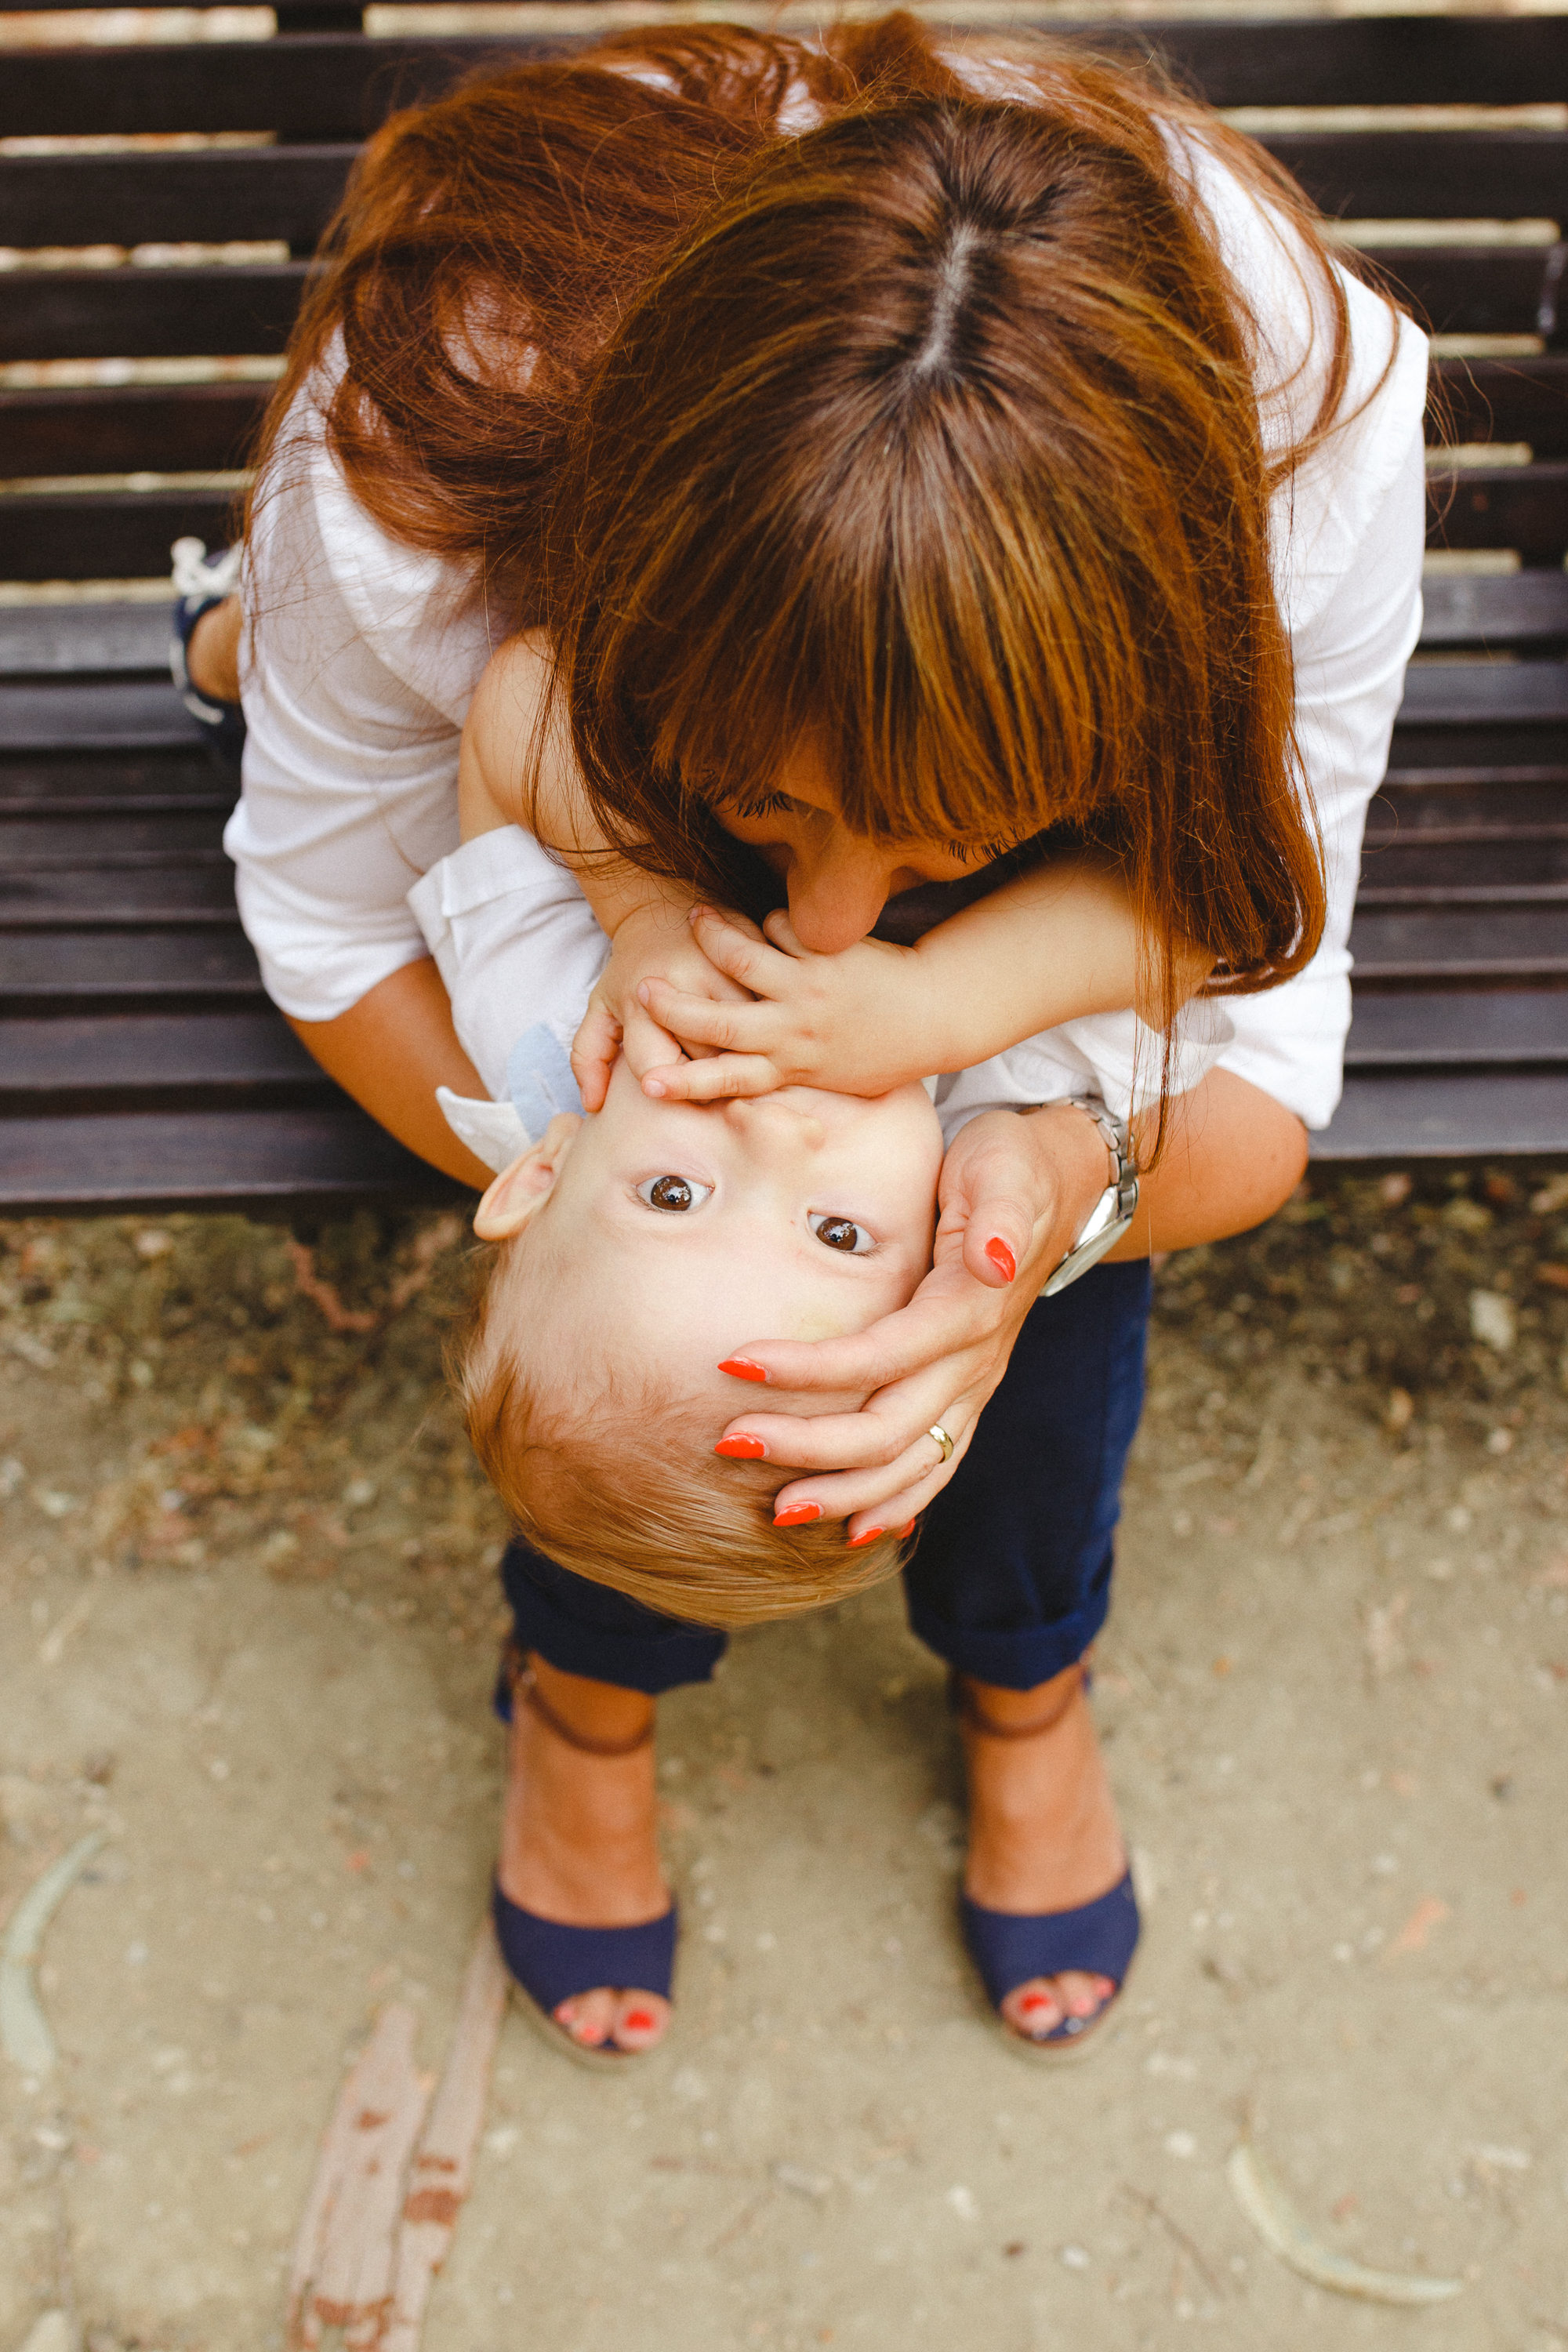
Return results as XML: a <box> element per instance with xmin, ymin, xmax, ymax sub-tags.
<box><xmin>190</xmin><ymin>16</ymin><xmax>1427</xmax><ymax>2060</ymax></box>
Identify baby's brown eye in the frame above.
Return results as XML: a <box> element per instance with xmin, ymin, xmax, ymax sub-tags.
<box><xmin>637</xmin><ymin>1174</ymin><xmax>710</xmax><ymax>1213</ymax></box>
<box><xmin>810</xmin><ymin>1213</ymin><xmax>873</xmax><ymax>1255</ymax></box>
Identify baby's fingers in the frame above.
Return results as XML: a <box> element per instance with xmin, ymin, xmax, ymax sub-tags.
<box><xmin>637</xmin><ymin>979</ymin><xmax>776</xmax><ymax>1056</ymax></box>
<box><xmin>569</xmin><ymin>1002</ymin><xmax>622</xmax><ymax>1112</ymax></box>
<box><xmin>688</xmin><ymin>904</ymin><xmax>797</xmax><ymax>994</ymax></box>
<box><xmin>642</xmin><ymin>1051</ymin><xmax>782</xmax><ymax>1102</ymax></box>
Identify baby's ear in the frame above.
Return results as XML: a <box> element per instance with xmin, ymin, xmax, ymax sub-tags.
<box><xmin>472</xmin><ymin>1111</ymin><xmax>580</xmax><ymax>1240</ymax></box>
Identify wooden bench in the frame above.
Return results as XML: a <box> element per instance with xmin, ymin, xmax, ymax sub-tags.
<box><xmin>3</xmin><ymin>4</ymin><xmax>1566</xmax><ymax>1214</ymax></box>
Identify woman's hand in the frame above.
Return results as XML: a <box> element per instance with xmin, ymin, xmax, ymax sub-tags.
<box><xmin>570</xmin><ymin>898</ymin><xmax>753</xmax><ymax>1111</ymax></box>
<box><xmin>634</xmin><ymin>906</ymin><xmax>941</xmax><ymax>1101</ymax></box>
<box><xmin>712</xmin><ymin>1105</ymin><xmax>1112</xmax><ymax>1537</ymax></box>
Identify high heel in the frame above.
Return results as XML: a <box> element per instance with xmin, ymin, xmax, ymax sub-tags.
<box><xmin>951</xmin><ymin>1667</ymin><xmax>1139</xmax><ymax>2065</ymax></box>
<box><xmin>493</xmin><ymin>1643</ymin><xmax>677</xmax><ymax>2071</ymax></box>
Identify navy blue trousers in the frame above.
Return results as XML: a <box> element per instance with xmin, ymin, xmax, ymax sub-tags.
<box><xmin>501</xmin><ymin>1257</ymin><xmax>1152</xmax><ymax>1695</ymax></box>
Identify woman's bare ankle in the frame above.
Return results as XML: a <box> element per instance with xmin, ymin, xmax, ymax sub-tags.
<box><xmin>530</xmin><ymin>1655</ymin><xmax>655</xmax><ymax>1744</ymax></box>
<box><xmin>185</xmin><ymin>595</ymin><xmax>243</xmax><ymax>702</ymax></box>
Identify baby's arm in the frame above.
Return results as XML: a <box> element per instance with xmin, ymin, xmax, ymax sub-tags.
<box><xmin>637</xmin><ymin>862</ymin><xmax>1212</xmax><ymax>1102</ymax></box>
<box><xmin>459</xmin><ymin>632</ymin><xmax>751</xmax><ymax>1106</ymax></box>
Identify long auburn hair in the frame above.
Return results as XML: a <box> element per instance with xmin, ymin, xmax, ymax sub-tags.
<box><xmin>254</xmin><ymin>14</ymin><xmax>1399</xmax><ymax>1022</ymax></box>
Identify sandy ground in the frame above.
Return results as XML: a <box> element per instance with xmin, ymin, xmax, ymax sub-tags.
<box><xmin>1</xmin><ymin>1170</ymin><xmax>1566</xmax><ymax>2352</ymax></box>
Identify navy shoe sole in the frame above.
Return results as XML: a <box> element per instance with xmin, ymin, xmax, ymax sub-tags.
<box><xmin>960</xmin><ymin>1867</ymin><xmax>1141</xmax><ymax>2066</ymax></box>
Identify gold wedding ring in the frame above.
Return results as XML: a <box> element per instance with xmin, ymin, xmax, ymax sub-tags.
<box><xmin>928</xmin><ymin>1422</ymin><xmax>955</xmax><ymax>1464</ymax></box>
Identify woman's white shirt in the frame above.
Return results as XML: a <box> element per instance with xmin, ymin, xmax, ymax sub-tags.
<box><xmin>227</xmin><ymin>110</ymin><xmax>1427</xmax><ymax>1131</ymax></box>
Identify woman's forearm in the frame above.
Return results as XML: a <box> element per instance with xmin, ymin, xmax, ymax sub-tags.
<box><xmin>287</xmin><ymin>957</ymin><xmax>495</xmax><ymax>1188</ymax></box>
<box><xmin>1105</xmin><ymin>1067</ymin><xmax>1308</xmax><ymax>1259</ymax></box>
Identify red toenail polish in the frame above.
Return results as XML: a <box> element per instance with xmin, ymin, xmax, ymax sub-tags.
<box><xmin>718</xmin><ymin>1356</ymin><xmax>769</xmax><ymax>1381</ymax></box>
<box><xmin>848</xmin><ymin>1526</ymin><xmax>884</xmax><ymax>1548</ymax></box>
<box><xmin>623</xmin><ymin>2008</ymin><xmax>656</xmax><ymax>2031</ymax></box>
<box><xmin>985</xmin><ymin>1236</ymin><xmax>1017</xmax><ymax>1282</ymax></box>
<box><xmin>1018</xmin><ymin>1991</ymin><xmax>1051</xmax><ymax>2012</ymax></box>
<box><xmin>773</xmin><ymin>1501</ymin><xmax>821</xmax><ymax>1526</ymax></box>
<box><xmin>716</xmin><ymin>1434</ymin><xmax>766</xmax><ymax>1457</ymax></box>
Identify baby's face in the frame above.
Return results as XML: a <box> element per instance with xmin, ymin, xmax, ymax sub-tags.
<box><xmin>535</xmin><ymin>1058</ymin><xmax>942</xmax><ymax>1407</ymax></box>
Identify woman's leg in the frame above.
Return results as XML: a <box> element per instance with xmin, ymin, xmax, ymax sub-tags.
<box><xmin>902</xmin><ymin>1258</ymin><xmax>1151</xmax><ymax>2040</ymax></box>
<box><xmin>498</xmin><ymin>1541</ymin><xmax>724</xmax><ymax>2052</ymax></box>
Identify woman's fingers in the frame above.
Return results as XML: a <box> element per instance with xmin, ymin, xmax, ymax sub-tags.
<box><xmin>766</xmin><ymin>1421</ymin><xmax>975</xmax><ymax>1526</ymax></box>
<box><xmin>717</xmin><ymin>1262</ymin><xmax>999</xmax><ymax>1396</ymax></box>
<box><xmin>715</xmin><ymin>1402</ymin><xmax>921</xmax><ymax>1475</ymax></box>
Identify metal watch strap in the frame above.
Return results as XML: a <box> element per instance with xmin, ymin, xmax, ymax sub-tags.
<box><xmin>1040</xmin><ymin>1098</ymin><xmax>1140</xmax><ymax>1299</ymax></box>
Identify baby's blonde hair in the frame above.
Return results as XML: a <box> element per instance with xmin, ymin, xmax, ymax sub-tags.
<box><xmin>458</xmin><ymin>1232</ymin><xmax>909</xmax><ymax>1629</ymax></box>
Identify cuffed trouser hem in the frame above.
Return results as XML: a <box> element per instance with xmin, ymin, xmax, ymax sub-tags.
<box><xmin>905</xmin><ymin>1570</ymin><xmax>1112</xmax><ymax>1692</ymax></box>
<box><xmin>500</xmin><ymin>1537</ymin><xmax>727</xmax><ymax>1696</ymax></box>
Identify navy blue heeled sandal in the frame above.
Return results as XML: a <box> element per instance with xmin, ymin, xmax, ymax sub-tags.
<box><xmin>952</xmin><ymin>1668</ymin><xmax>1140</xmax><ymax>2064</ymax></box>
<box><xmin>493</xmin><ymin>1644</ymin><xmax>677</xmax><ymax>2071</ymax></box>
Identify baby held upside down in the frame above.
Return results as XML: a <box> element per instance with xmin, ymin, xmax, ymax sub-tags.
<box><xmin>459</xmin><ymin>1053</ymin><xmax>943</xmax><ymax>1627</ymax></box>
<box><xmin>409</xmin><ymin>818</ymin><xmax>1224</xmax><ymax>1628</ymax></box>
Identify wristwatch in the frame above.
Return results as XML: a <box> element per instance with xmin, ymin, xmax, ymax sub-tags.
<box><xmin>1040</xmin><ymin>1098</ymin><xmax>1140</xmax><ymax>1298</ymax></box>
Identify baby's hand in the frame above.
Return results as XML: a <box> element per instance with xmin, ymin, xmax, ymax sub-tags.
<box><xmin>635</xmin><ymin>906</ymin><xmax>938</xmax><ymax>1101</ymax></box>
<box><xmin>571</xmin><ymin>898</ymin><xmax>753</xmax><ymax>1112</ymax></box>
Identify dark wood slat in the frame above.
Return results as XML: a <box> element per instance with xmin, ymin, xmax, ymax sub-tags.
<box><xmin>0</xmin><ymin>1008</ymin><xmax>325</xmax><ymax>1112</ymax></box>
<box><xmin>1433</xmin><ymin>358</ymin><xmax>1568</xmax><ymax>459</ymax></box>
<box><xmin>1390</xmin><ymin>720</ymin><xmax>1568</xmax><ymax>770</ymax></box>
<box><xmin>8</xmin><ymin>18</ymin><xmax>1568</xmax><ymax>136</ymax></box>
<box><xmin>0</xmin><ymin>147</ymin><xmax>357</xmax><ymax>253</ymax></box>
<box><xmin>0</xmin><ymin>1105</ymin><xmax>461</xmax><ymax>1214</ymax></box>
<box><xmin>0</xmin><ymin>681</ymin><xmax>212</xmax><ymax>750</ymax></box>
<box><xmin>1427</xmin><ymin>465</ymin><xmax>1568</xmax><ymax>564</ymax></box>
<box><xmin>1</xmin><ymin>266</ymin><xmax>307</xmax><ymax>366</ymax></box>
<box><xmin>1418</xmin><ymin>575</ymin><xmax>1568</xmax><ymax>651</ymax></box>
<box><xmin>1357</xmin><ymin>832</ymin><xmax>1568</xmax><ymax>897</ymax></box>
<box><xmin>6</xmin><ymin>126</ymin><xmax>1564</xmax><ymax>264</ymax></box>
<box><xmin>0</xmin><ymin>869</ymin><xmax>238</xmax><ymax>927</ymax></box>
<box><xmin>0</xmin><ymin>383</ymin><xmax>268</xmax><ymax>479</ymax></box>
<box><xmin>1313</xmin><ymin>1069</ymin><xmax>1568</xmax><ymax>1158</ymax></box>
<box><xmin>0</xmin><ymin>602</ymin><xmax>172</xmax><ymax>677</ymax></box>
<box><xmin>1348</xmin><ymin>905</ymin><xmax>1568</xmax><ymax>978</ymax></box>
<box><xmin>1345</xmin><ymin>987</ymin><xmax>1568</xmax><ymax>1067</ymax></box>
<box><xmin>0</xmin><ymin>930</ymin><xmax>262</xmax><ymax>1010</ymax></box>
<box><xmin>0</xmin><ymin>749</ymin><xmax>230</xmax><ymax>814</ymax></box>
<box><xmin>4</xmin><ymin>809</ymin><xmax>228</xmax><ymax>864</ymax></box>
<box><xmin>1256</xmin><ymin>129</ymin><xmax>1568</xmax><ymax>225</ymax></box>
<box><xmin>1370</xmin><ymin>245</ymin><xmax>1552</xmax><ymax>340</ymax></box>
<box><xmin>0</xmin><ymin>34</ymin><xmax>563</xmax><ymax>140</ymax></box>
<box><xmin>0</xmin><ymin>490</ymin><xmax>234</xmax><ymax>583</ymax></box>
<box><xmin>1397</xmin><ymin>659</ymin><xmax>1568</xmax><ymax>725</ymax></box>
<box><xmin>1367</xmin><ymin>786</ymin><xmax>1568</xmax><ymax>843</ymax></box>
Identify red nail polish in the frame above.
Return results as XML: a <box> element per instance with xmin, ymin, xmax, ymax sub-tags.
<box><xmin>773</xmin><ymin>1502</ymin><xmax>822</xmax><ymax>1527</ymax></box>
<box><xmin>985</xmin><ymin>1236</ymin><xmax>1017</xmax><ymax>1282</ymax></box>
<box><xmin>715</xmin><ymin>1435</ymin><xmax>766</xmax><ymax>1459</ymax></box>
<box><xmin>848</xmin><ymin>1526</ymin><xmax>885</xmax><ymax>1548</ymax></box>
<box><xmin>718</xmin><ymin>1357</ymin><xmax>768</xmax><ymax>1382</ymax></box>
<box><xmin>898</xmin><ymin>1521</ymin><xmax>917</xmax><ymax>1538</ymax></box>
<box><xmin>622</xmin><ymin>2008</ymin><xmax>657</xmax><ymax>2032</ymax></box>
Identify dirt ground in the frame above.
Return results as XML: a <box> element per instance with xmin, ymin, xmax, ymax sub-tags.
<box><xmin>1</xmin><ymin>1167</ymin><xmax>1566</xmax><ymax>2352</ymax></box>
